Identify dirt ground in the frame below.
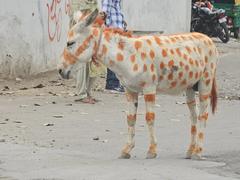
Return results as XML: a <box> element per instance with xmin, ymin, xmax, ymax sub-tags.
<box><xmin>0</xmin><ymin>38</ymin><xmax>240</xmax><ymax>180</ymax></box>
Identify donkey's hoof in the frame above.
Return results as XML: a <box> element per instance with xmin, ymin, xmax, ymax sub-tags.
<box><xmin>185</xmin><ymin>151</ymin><xmax>192</xmax><ymax>159</ymax></box>
<box><xmin>191</xmin><ymin>154</ymin><xmax>205</xmax><ymax>160</ymax></box>
<box><xmin>146</xmin><ymin>152</ymin><xmax>157</xmax><ymax>159</ymax></box>
<box><xmin>119</xmin><ymin>152</ymin><xmax>131</xmax><ymax>159</ymax></box>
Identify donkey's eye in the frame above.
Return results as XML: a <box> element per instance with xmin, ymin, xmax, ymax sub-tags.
<box><xmin>67</xmin><ymin>41</ymin><xmax>76</xmax><ymax>47</ymax></box>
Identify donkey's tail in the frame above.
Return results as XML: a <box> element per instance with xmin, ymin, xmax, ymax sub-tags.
<box><xmin>210</xmin><ymin>77</ymin><xmax>217</xmax><ymax>114</ymax></box>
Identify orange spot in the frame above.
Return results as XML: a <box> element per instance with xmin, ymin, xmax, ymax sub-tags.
<box><xmin>168</xmin><ymin>60</ymin><xmax>174</xmax><ymax>67</ymax></box>
<box><xmin>204</xmin><ymin>56</ymin><xmax>208</xmax><ymax>63</ymax></box>
<box><xmin>149</xmin><ymin>50</ymin><xmax>155</xmax><ymax>59</ymax></box>
<box><xmin>68</xmin><ymin>30</ymin><xmax>74</xmax><ymax>38</ymax></box>
<box><xmin>206</xmin><ymin>79</ymin><xmax>211</xmax><ymax>86</ymax></box>
<box><xmin>159</xmin><ymin>75</ymin><xmax>164</xmax><ymax>81</ymax></box>
<box><xmin>198</xmin><ymin>112</ymin><xmax>208</xmax><ymax>121</ymax></box>
<box><xmin>143</xmin><ymin>64</ymin><xmax>147</xmax><ymax>72</ymax></box>
<box><xmin>209</xmin><ymin>50</ymin><xmax>213</xmax><ymax>56</ymax></box>
<box><xmin>195</xmin><ymin>72</ymin><xmax>199</xmax><ymax>79</ymax></box>
<box><xmin>185</xmin><ymin>46</ymin><xmax>192</xmax><ymax>54</ymax></box>
<box><xmin>146</xmin><ymin>112</ymin><xmax>155</xmax><ymax>122</ymax></box>
<box><xmin>189</xmin><ymin>58</ymin><xmax>194</xmax><ymax>65</ymax></box>
<box><xmin>179</xmin><ymin>61</ymin><xmax>184</xmax><ymax>67</ymax></box>
<box><xmin>176</xmin><ymin>48</ymin><xmax>182</xmax><ymax>57</ymax></box>
<box><xmin>198</xmin><ymin>132</ymin><xmax>204</xmax><ymax>139</ymax></box>
<box><xmin>204</xmin><ymin>72</ymin><xmax>209</xmax><ymax>78</ymax></box>
<box><xmin>104</xmin><ymin>32</ymin><xmax>111</xmax><ymax>42</ymax></box>
<box><xmin>195</xmin><ymin>60</ymin><xmax>199</xmax><ymax>67</ymax></box>
<box><xmin>162</xmin><ymin>49</ymin><xmax>168</xmax><ymax>57</ymax></box>
<box><xmin>133</xmin><ymin>64</ymin><xmax>138</xmax><ymax>71</ymax></box>
<box><xmin>168</xmin><ymin>73</ymin><xmax>173</xmax><ymax>80</ymax></box>
<box><xmin>191</xmin><ymin>125</ymin><xmax>197</xmax><ymax>135</ymax></box>
<box><xmin>183</xmin><ymin>54</ymin><xmax>188</xmax><ymax>61</ymax></box>
<box><xmin>63</xmin><ymin>48</ymin><xmax>77</xmax><ymax>65</ymax></box>
<box><xmin>200</xmin><ymin>94</ymin><xmax>209</xmax><ymax>101</ymax></box>
<box><xmin>171</xmin><ymin>81</ymin><xmax>177</xmax><ymax>88</ymax></box>
<box><xmin>150</xmin><ymin>64</ymin><xmax>154</xmax><ymax>72</ymax></box>
<box><xmin>144</xmin><ymin>94</ymin><xmax>155</xmax><ymax>102</ymax></box>
<box><xmin>135</xmin><ymin>41</ymin><xmax>142</xmax><ymax>51</ymax></box>
<box><xmin>116</xmin><ymin>53</ymin><xmax>124</xmax><ymax>61</ymax></box>
<box><xmin>170</xmin><ymin>37</ymin><xmax>176</xmax><ymax>43</ymax></box>
<box><xmin>141</xmin><ymin>52</ymin><xmax>147</xmax><ymax>60</ymax></box>
<box><xmin>178</xmin><ymin>72</ymin><xmax>183</xmax><ymax>79</ymax></box>
<box><xmin>152</xmin><ymin>74</ymin><xmax>156</xmax><ymax>82</ymax></box>
<box><xmin>160</xmin><ymin>62</ymin><xmax>165</xmax><ymax>69</ymax></box>
<box><xmin>118</xmin><ymin>41</ymin><xmax>125</xmax><ymax>50</ymax></box>
<box><xmin>154</xmin><ymin>36</ymin><xmax>162</xmax><ymax>46</ymax></box>
<box><xmin>102</xmin><ymin>44</ymin><xmax>108</xmax><ymax>55</ymax></box>
<box><xmin>130</xmin><ymin>54</ymin><xmax>136</xmax><ymax>63</ymax></box>
<box><xmin>146</xmin><ymin>39</ymin><xmax>152</xmax><ymax>46</ymax></box>
<box><xmin>109</xmin><ymin>60</ymin><xmax>115</xmax><ymax>67</ymax></box>
<box><xmin>170</xmin><ymin>49</ymin><xmax>175</xmax><ymax>55</ymax></box>
<box><xmin>189</xmin><ymin>71</ymin><xmax>193</xmax><ymax>79</ymax></box>
<box><xmin>127</xmin><ymin>114</ymin><xmax>136</xmax><ymax>121</ymax></box>
<box><xmin>92</xmin><ymin>29</ymin><xmax>99</xmax><ymax>37</ymax></box>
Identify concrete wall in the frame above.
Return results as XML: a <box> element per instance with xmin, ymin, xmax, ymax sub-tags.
<box><xmin>0</xmin><ymin>0</ymin><xmax>191</xmax><ymax>78</ymax></box>
<box><xmin>122</xmin><ymin>0</ymin><xmax>191</xmax><ymax>33</ymax></box>
<box><xmin>0</xmin><ymin>0</ymin><xmax>70</xmax><ymax>78</ymax></box>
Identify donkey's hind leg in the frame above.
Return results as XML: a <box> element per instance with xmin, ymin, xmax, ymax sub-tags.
<box><xmin>191</xmin><ymin>79</ymin><xmax>212</xmax><ymax>160</ymax></box>
<box><xmin>186</xmin><ymin>88</ymin><xmax>198</xmax><ymax>159</ymax></box>
<box><xmin>120</xmin><ymin>91</ymin><xmax>138</xmax><ymax>159</ymax></box>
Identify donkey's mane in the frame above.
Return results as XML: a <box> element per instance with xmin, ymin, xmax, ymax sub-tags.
<box><xmin>104</xmin><ymin>28</ymin><xmax>133</xmax><ymax>38</ymax></box>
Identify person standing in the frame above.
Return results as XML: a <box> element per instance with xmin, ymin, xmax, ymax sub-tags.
<box><xmin>69</xmin><ymin>0</ymin><xmax>99</xmax><ymax>104</ymax></box>
<box><xmin>101</xmin><ymin>0</ymin><xmax>126</xmax><ymax>92</ymax></box>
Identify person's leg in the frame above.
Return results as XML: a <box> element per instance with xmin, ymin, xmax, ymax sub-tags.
<box><xmin>105</xmin><ymin>68</ymin><xmax>120</xmax><ymax>90</ymax></box>
<box><xmin>75</xmin><ymin>63</ymin><xmax>88</xmax><ymax>100</ymax></box>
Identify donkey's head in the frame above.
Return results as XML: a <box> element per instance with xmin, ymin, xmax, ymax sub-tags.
<box><xmin>58</xmin><ymin>9</ymin><xmax>99</xmax><ymax>79</ymax></box>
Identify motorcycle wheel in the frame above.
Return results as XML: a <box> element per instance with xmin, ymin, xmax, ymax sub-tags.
<box><xmin>218</xmin><ymin>22</ymin><xmax>229</xmax><ymax>43</ymax></box>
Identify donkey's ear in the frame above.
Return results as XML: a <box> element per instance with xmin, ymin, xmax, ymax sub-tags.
<box><xmin>84</xmin><ymin>9</ymin><xmax>99</xmax><ymax>27</ymax></box>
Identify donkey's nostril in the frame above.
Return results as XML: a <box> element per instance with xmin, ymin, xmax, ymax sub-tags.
<box><xmin>58</xmin><ymin>69</ymin><xmax>62</xmax><ymax>74</ymax></box>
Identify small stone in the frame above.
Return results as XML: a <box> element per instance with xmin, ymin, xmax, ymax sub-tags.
<box><xmin>53</xmin><ymin>115</ymin><xmax>63</xmax><ymax>118</ymax></box>
<box><xmin>34</xmin><ymin>103</ymin><xmax>41</xmax><ymax>106</ymax></box>
<box><xmin>33</xmin><ymin>84</ymin><xmax>45</xmax><ymax>89</ymax></box>
<box><xmin>44</xmin><ymin>123</ymin><xmax>54</xmax><ymax>126</ymax></box>
<box><xmin>0</xmin><ymin>139</ymin><xmax>6</xmax><ymax>142</ymax></box>
<box><xmin>93</xmin><ymin>137</ymin><xmax>99</xmax><ymax>141</ymax></box>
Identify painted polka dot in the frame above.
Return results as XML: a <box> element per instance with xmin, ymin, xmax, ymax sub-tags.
<box><xmin>168</xmin><ymin>60</ymin><xmax>174</xmax><ymax>67</ymax></box>
<box><xmin>181</xmin><ymin>79</ymin><xmax>187</xmax><ymax>86</ymax></box>
<box><xmin>168</xmin><ymin>73</ymin><xmax>173</xmax><ymax>80</ymax></box>
<box><xmin>102</xmin><ymin>44</ymin><xmax>108</xmax><ymax>55</ymax></box>
<box><xmin>170</xmin><ymin>49</ymin><xmax>175</xmax><ymax>55</ymax></box>
<box><xmin>185</xmin><ymin>46</ymin><xmax>192</xmax><ymax>54</ymax></box>
<box><xmin>159</xmin><ymin>75</ymin><xmax>164</xmax><ymax>81</ymax></box>
<box><xmin>179</xmin><ymin>61</ymin><xmax>184</xmax><ymax>67</ymax></box>
<box><xmin>176</xmin><ymin>48</ymin><xmax>182</xmax><ymax>57</ymax></box>
<box><xmin>206</xmin><ymin>79</ymin><xmax>211</xmax><ymax>86</ymax></box>
<box><xmin>195</xmin><ymin>60</ymin><xmax>199</xmax><ymax>67</ymax></box>
<box><xmin>204</xmin><ymin>72</ymin><xmax>209</xmax><ymax>78</ymax></box>
<box><xmin>178</xmin><ymin>72</ymin><xmax>183</xmax><ymax>79</ymax></box>
<box><xmin>118</xmin><ymin>41</ymin><xmax>125</xmax><ymax>50</ymax></box>
<box><xmin>141</xmin><ymin>52</ymin><xmax>147</xmax><ymax>60</ymax></box>
<box><xmin>189</xmin><ymin>71</ymin><xmax>193</xmax><ymax>79</ymax></box>
<box><xmin>143</xmin><ymin>64</ymin><xmax>147</xmax><ymax>72</ymax></box>
<box><xmin>195</xmin><ymin>72</ymin><xmax>199</xmax><ymax>79</ymax></box>
<box><xmin>130</xmin><ymin>54</ymin><xmax>136</xmax><ymax>63</ymax></box>
<box><xmin>146</xmin><ymin>39</ymin><xmax>152</xmax><ymax>46</ymax></box>
<box><xmin>93</xmin><ymin>29</ymin><xmax>99</xmax><ymax>37</ymax></box>
<box><xmin>149</xmin><ymin>50</ymin><xmax>155</xmax><ymax>59</ymax></box>
<box><xmin>135</xmin><ymin>41</ymin><xmax>142</xmax><ymax>51</ymax></box>
<box><xmin>154</xmin><ymin>36</ymin><xmax>162</xmax><ymax>46</ymax></box>
<box><xmin>116</xmin><ymin>53</ymin><xmax>124</xmax><ymax>61</ymax></box>
<box><xmin>150</xmin><ymin>64</ymin><xmax>155</xmax><ymax>72</ymax></box>
<box><xmin>133</xmin><ymin>64</ymin><xmax>138</xmax><ymax>72</ymax></box>
<box><xmin>104</xmin><ymin>32</ymin><xmax>111</xmax><ymax>42</ymax></box>
<box><xmin>209</xmin><ymin>50</ymin><xmax>213</xmax><ymax>56</ymax></box>
<box><xmin>162</xmin><ymin>49</ymin><xmax>168</xmax><ymax>57</ymax></box>
<box><xmin>189</xmin><ymin>58</ymin><xmax>194</xmax><ymax>65</ymax></box>
<box><xmin>183</xmin><ymin>54</ymin><xmax>188</xmax><ymax>61</ymax></box>
<box><xmin>185</xmin><ymin>65</ymin><xmax>189</xmax><ymax>71</ymax></box>
<box><xmin>204</xmin><ymin>56</ymin><xmax>208</xmax><ymax>63</ymax></box>
<box><xmin>152</xmin><ymin>74</ymin><xmax>157</xmax><ymax>82</ymax></box>
<box><xmin>171</xmin><ymin>81</ymin><xmax>177</xmax><ymax>88</ymax></box>
<box><xmin>160</xmin><ymin>62</ymin><xmax>165</xmax><ymax>69</ymax></box>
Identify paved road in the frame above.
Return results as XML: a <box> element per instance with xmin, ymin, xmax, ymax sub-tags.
<box><xmin>0</xmin><ymin>52</ymin><xmax>239</xmax><ymax>179</ymax></box>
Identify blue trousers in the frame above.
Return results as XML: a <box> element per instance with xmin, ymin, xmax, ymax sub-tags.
<box><xmin>105</xmin><ymin>68</ymin><xmax>120</xmax><ymax>89</ymax></box>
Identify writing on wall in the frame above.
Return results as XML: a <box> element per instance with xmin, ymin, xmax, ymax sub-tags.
<box><xmin>47</xmin><ymin>0</ymin><xmax>70</xmax><ymax>42</ymax></box>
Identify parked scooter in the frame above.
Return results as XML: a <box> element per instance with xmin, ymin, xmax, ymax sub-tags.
<box><xmin>191</xmin><ymin>3</ymin><xmax>230</xmax><ymax>43</ymax></box>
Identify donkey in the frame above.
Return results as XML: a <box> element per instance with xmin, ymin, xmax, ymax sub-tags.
<box><xmin>58</xmin><ymin>10</ymin><xmax>218</xmax><ymax>160</ymax></box>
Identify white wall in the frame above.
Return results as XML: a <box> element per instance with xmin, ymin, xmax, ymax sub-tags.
<box><xmin>122</xmin><ymin>0</ymin><xmax>191</xmax><ymax>33</ymax></box>
<box><xmin>0</xmin><ymin>0</ymin><xmax>191</xmax><ymax>78</ymax></box>
<box><xmin>0</xmin><ymin>0</ymin><xmax>70</xmax><ymax>78</ymax></box>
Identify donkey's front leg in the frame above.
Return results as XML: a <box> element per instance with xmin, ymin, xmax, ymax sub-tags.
<box><xmin>144</xmin><ymin>94</ymin><xmax>157</xmax><ymax>159</ymax></box>
<box><xmin>120</xmin><ymin>91</ymin><xmax>138</xmax><ymax>159</ymax></box>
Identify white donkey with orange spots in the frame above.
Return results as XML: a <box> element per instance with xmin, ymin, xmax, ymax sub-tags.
<box><xmin>58</xmin><ymin>10</ymin><xmax>218</xmax><ymax>160</ymax></box>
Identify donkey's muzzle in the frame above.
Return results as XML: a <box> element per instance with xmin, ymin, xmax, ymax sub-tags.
<box><xmin>58</xmin><ymin>69</ymin><xmax>70</xmax><ymax>79</ymax></box>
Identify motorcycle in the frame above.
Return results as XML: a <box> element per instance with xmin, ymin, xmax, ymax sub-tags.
<box><xmin>191</xmin><ymin>3</ymin><xmax>230</xmax><ymax>43</ymax></box>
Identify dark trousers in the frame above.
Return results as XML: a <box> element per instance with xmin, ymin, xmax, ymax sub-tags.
<box><xmin>105</xmin><ymin>68</ymin><xmax>120</xmax><ymax>89</ymax></box>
